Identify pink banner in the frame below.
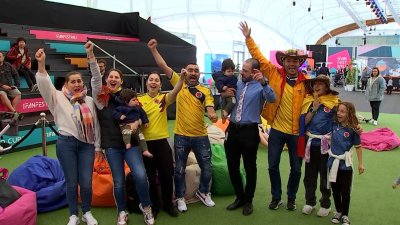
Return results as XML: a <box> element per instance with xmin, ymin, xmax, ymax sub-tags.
<box><xmin>30</xmin><ymin>29</ymin><xmax>140</xmax><ymax>42</ymax></box>
<box><xmin>0</xmin><ymin>98</ymin><xmax>48</xmax><ymax>113</ymax></box>
<box><xmin>269</xmin><ymin>50</ymin><xmax>281</xmax><ymax>68</ymax></box>
<box><xmin>328</xmin><ymin>50</ymin><xmax>351</xmax><ymax>70</ymax></box>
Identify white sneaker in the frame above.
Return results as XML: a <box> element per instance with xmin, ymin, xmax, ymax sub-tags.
<box><xmin>302</xmin><ymin>205</ymin><xmax>315</xmax><ymax>215</ymax></box>
<box><xmin>195</xmin><ymin>191</ymin><xmax>215</xmax><ymax>207</ymax></box>
<box><xmin>67</xmin><ymin>215</ymin><xmax>80</xmax><ymax>225</ymax></box>
<box><xmin>317</xmin><ymin>207</ymin><xmax>331</xmax><ymax>217</ymax></box>
<box><xmin>139</xmin><ymin>204</ymin><xmax>154</xmax><ymax>225</ymax></box>
<box><xmin>117</xmin><ymin>211</ymin><xmax>128</xmax><ymax>225</ymax></box>
<box><xmin>82</xmin><ymin>211</ymin><xmax>97</xmax><ymax>225</ymax></box>
<box><xmin>342</xmin><ymin>215</ymin><xmax>351</xmax><ymax>225</ymax></box>
<box><xmin>369</xmin><ymin>119</ymin><xmax>375</xmax><ymax>124</ymax></box>
<box><xmin>175</xmin><ymin>197</ymin><xmax>187</xmax><ymax>212</ymax></box>
<box><xmin>373</xmin><ymin>120</ymin><xmax>378</xmax><ymax>126</ymax></box>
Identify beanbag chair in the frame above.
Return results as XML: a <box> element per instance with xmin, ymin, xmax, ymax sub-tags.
<box><xmin>7</xmin><ymin>155</ymin><xmax>67</xmax><ymax>212</ymax></box>
<box><xmin>361</xmin><ymin>128</ymin><xmax>400</xmax><ymax>151</ymax></box>
<box><xmin>211</xmin><ymin>143</ymin><xmax>246</xmax><ymax>196</ymax></box>
<box><xmin>79</xmin><ymin>154</ymin><xmax>131</xmax><ymax>206</ymax></box>
<box><xmin>0</xmin><ymin>186</ymin><xmax>37</xmax><ymax>225</ymax></box>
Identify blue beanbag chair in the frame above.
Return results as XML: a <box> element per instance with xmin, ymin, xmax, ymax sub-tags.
<box><xmin>7</xmin><ymin>155</ymin><xmax>67</xmax><ymax>212</ymax></box>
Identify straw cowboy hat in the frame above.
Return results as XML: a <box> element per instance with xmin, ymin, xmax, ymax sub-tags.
<box><xmin>305</xmin><ymin>74</ymin><xmax>339</xmax><ymax>95</ymax></box>
<box><xmin>276</xmin><ymin>49</ymin><xmax>308</xmax><ymax>67</ymax></box>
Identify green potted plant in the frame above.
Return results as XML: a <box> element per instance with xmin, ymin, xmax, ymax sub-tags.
<box><xmin>345</xmin><ymin>60</ymin><xmax>359</xmax><ymax>91</ymax></box>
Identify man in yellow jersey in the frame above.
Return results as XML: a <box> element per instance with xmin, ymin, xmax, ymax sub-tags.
<box><xmin>148</xmin><ymin>39</ymin><xmax>218</xmax><ymax>213</ymax></box>
<box><xmin>239</xmin><ymin>21</ymin><xmax>308</xmax><ymax>211</ymax></box>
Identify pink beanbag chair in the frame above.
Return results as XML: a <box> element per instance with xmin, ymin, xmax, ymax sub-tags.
<box><xmin>0</xmin><ymin>186</ymin><xmax>37</xmax><ymax>225</ymax></box>
<box><xmin>361</xmin><ymin>127</ymin><xmax>400</xmax><ymax>151</ymax></box>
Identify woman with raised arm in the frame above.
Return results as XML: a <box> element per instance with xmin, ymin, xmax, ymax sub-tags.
<box><xmin>35</xmin><ymin>48</ymin><xmax>100</xmax><ymax>225</ymax></box>
<box><xmin>87</xmin><ymin>41</ymin><xmax>154</xmax><ymax>225</ymax></box>
<box><xmin>138</xmin><ymin>38</ymin><xmax>186</xmax><ymax>217</ymax></box>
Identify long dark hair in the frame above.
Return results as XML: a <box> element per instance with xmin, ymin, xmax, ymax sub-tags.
<box><xmin>371</xmin><ymin>67</ymin><xmax>380</xmax><ymax>77</ymax></box>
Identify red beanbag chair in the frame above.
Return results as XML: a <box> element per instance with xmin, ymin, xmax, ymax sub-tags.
<box><xmin>0</xmin><ymin>186</ymin><xmax>37</xmax><ymax>225</ymax></box>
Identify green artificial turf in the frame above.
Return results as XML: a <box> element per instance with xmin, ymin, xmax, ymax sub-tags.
<box><xmin>0</xmin><ymin>112</ymin><xmax>399</xmax><ymax>225</ymax></box>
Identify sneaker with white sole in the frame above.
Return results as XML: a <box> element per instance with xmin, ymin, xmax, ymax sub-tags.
<box><xmin>331</xmin><ymin>212</ymin><xmax>342</xmax><ymax>224</ymax></box>
<box><xmin>373</xmin><ymin>120</ymin><xmax>378</xmax><ymax>126</ymax></box>
<box><xmin>302</xmin><ymin>205</ymin><xmax>315</xmax><ymax>215</ymax></box>
<box><xmin>195</xmin><ymin>191</ymin><xmax>215</xmax><ymax>207</ymax></box>
<box><xmin>175</xmin><ymin>197</ymin><xmax>187</xmax><ymax>212</ymax></box>
<box><xmin>139</xmin><ymin>204</ymin><xmax>155</xmax><ymax>225</ymax></box>
<box><xmin>317</xmin><ymin>207</ymin><xmax>331</xmax><ymax>217</ymax></box>
<box><xmin>82</xmin><ymin>211</ymin><xmax>98</xmax><ymax>225</ymax></box>
<box><xmin>67</xmin><ymin>215</ymin><xmax>80</xmax><ymax>225</ymax></box>
<box><xmin>117</xmin><ymin>211</ymin><xmax>128</xmax><ymax>225</ymax></box>
<box><xmin>341</xmin><ymin>215</ymin><xmax>350</xmax><ymax>225</ymax></box>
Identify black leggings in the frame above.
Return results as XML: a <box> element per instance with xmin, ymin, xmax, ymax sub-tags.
<box><xmin>331</xmin><ymin>170</ymin><xmax>353</xmax><ymax>216</ymax></box>
<box><xmin>369</xmin><ymin>101</ymin><xmax>381</xmax><ymax>121</ymax></box>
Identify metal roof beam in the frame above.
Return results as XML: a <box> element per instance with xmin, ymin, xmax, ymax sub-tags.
<box><xmin>384</xmin><ymin>0</ymin><xmax>400</xmax><ymax>25</ymax></box>
<box><xmin>335</xmin><ymin>0</ymin><xmax>368</xmax><ymax>32</ymax></box>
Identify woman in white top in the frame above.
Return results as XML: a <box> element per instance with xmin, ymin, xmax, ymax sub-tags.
<box><xmin>35</xmin><ymin>48</ymin><xmax>101</xmax><ymax>225</ymax></box>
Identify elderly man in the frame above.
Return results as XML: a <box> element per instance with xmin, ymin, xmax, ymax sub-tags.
<box><xmin>0</xmin><ymin>52</ymin><xmax>21</xmax><ymax>117</ymax></box>
<box><xmin>239</xmin><ymin>21</ymin><xmax>308</xmax><ymax>211</ymax></box>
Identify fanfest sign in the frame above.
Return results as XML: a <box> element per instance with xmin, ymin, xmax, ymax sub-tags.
<box><xmin>0</xmin><ymin>98</ymin><xmax>49</xmax><ymax>113</ymax></box>
<box><xmin>30</xmin><ymin>29</ymin><xmax>140</xmax><ymax>42</ymax></box>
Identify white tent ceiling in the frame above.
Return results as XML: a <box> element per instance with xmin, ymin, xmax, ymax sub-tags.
<box><xmin>48</xmin><ymin>0</ymin><xmax>400</xmax><ymax>67</ymax></box>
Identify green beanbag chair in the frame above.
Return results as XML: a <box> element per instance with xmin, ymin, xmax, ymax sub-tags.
<box><xmin>210</xmin><ymin>144</ymin><xmax>246</xmax><ymax>196</ymax></box>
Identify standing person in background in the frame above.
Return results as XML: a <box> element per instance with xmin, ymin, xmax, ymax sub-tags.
<box><xmin>6</xmin><ymin>37</ymin><xmax>38</xmax><ymax>92</ymax></box>
<box><xmin>224</xmin><ymin>58</ymin><xmax>275</xmax><ymax>216</ymax></box>
<box><xmin>240</xmin><ymin>21</ymin><xmax>307</xmax><ymax>211</ymax></box>
<box><xmin>214</xmin><ymin>58</ymin><xmax>238</xmax><ymax>123</ymax></box>
<box><xmin>0</xmin><ymin>52</ymin><xmax>21</xmax><ymax>118</ymax></box>
<box><xmin>97</xmin><ymin>59</ymin><xmax>107</xmax><ymax>85</ymax></box>
<box><xmin>360</xmin><ymin>67</ymin><xmax>370</xmax><ymax>91</ymax></box>
<box><xmin>136</xmin><ymin>38</ymin><xmax>186</xmax><ymax>218</ymax></box>
<box><xmin>386</xmin><ymin>76</ymin><xmax>393</xmax><ymax>95</ymax></box>
<box><xmin>365</xmin><ymin>67</ymin><xmax>386</xmax><ymax>126</ymax></box>
<box><xmin>328</xmin><ymin>102</ymin><xmax>365</xmax><ymax>225</ymax></box>
<box><xmin>148</xmin><ymin>39</ymin><xmax>218</xmax><ymax>213</ymax></box>
<box><xmin>317</xmin><ymin>63</ymin><xmax>330</xmax><ymax>77</ymax></box>
<box><xmin>35</xmin><ymin>48</ymin><xmax>101</xmax><ymax>225</ymax></box>
<box><xmin>89</xmin><ymin>41</ymin><xmax>155</xmax><ymax>225</ymax></box>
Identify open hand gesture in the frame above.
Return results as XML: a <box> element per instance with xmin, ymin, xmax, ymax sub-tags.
<box><xmin>239</xmin><ymin>21</ymin><xmax>251</xmax><ymax>38</ymax></box>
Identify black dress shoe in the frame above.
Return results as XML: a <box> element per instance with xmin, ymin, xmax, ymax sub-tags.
<box><xmin>242</xmin><ymin>202</ymin><xmax>253</xmax><ymax>216</ymax></box>
<box><xmin>164</xmin><ymin>205</ymin><xmax>179</xmax><ymax>217</ymax></box>
<box><xmin>226</xmin><ymin>198</ymin><xmax>245</xmax><ymax>210</ymax></box>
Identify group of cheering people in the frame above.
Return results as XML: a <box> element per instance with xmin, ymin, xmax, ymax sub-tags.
<box><xmin>33</xmin><ymin>21</ymin><xmax>366</xmax><ymax>225</ymax></box>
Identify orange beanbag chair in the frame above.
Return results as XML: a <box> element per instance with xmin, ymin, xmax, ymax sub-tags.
<box><xmin>79</xmin><ymin>153</ymin><xmax>130</xmax><ymax>206</ymax></box>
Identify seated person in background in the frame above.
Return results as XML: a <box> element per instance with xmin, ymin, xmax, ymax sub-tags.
<box><xmin>214</xmin><ymin>58</ymin><xmax>238</xmax><ymax>123</ymax></box>
<box><xmin>0</xmin><ymin>52</ymin><xmax>22</xmax><ymax>118</ymax></box>
<box><xmin>6</xmin><ymin>37</ymin><xmax>38</xmax><ymax>92</ymax></box>
<box><xmin>112</xmin><ymin>89</ymin><xmax>152</xmax><ymax>158</ymax></box>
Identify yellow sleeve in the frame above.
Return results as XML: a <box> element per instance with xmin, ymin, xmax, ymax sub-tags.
<box><xmin>204</xmin><ymin>87</ymin><xmax>214</xmax><ymax>107</ymax></box>
<box><xmin>246</xmin><ymin>36</ymin><xmax>276</xmax><ymax>80</ymax></box>
<box><xmin>170</xmin><ymin>71</ymin><xmax>180</xmax><ymax>86</ymax></box>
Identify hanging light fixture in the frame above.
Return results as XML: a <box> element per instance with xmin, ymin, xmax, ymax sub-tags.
<box><xmin>293</xmin><ymin>1</ymin><xmax>296</xmax><ymax>6</ymax></box>
<box><xmin>308</xmin><ymin>0</ymin><xmax>311</xmax><ymax>12</ymax></box>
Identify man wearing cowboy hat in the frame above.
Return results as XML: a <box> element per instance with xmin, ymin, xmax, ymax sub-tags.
<box><xmin>239</xmin><ymin>21</ymin><xmax>308</xmax><ymax>211</ymax></box>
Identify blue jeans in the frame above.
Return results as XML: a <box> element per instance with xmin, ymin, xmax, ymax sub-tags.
<box><xmin>56</xmin><ymin>135</ymin><xmax>95</xmax><ymax>216</ymax></box>
<box><xmin>105</xmin><ymin>146</ymin><xmax>151</xmax><ymax>212</ymax></box>
<box><xmin>267</xmin><ymin>128</ymin><xmax>302</xmax><ymax>200</ymax></box>
<box><xmin>174</xmin><ymin>134</ymin><xmax>212</xmax><ymax>198</ymax></box>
